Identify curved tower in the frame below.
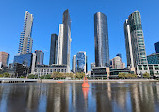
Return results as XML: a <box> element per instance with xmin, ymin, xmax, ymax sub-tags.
<box><xmin>94</xmin><ymin>12</ymin><xmax>109</xmax><ymax>67</ymax></box>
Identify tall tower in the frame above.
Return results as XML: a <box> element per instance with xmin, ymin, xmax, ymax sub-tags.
<box><xmin>124</xmin><ymin>11</ymin><xmax>148</xmax><ymax>68</ymax></box>
<box><xmin>57</xmin><ymin>24</ymin><xmax>64</xmax><ymax>65</ymax></box>
<box><xmin>0</xmin><ymin>52</ymin><xmax>9</xmax><ymax>68</ymax></box>
<box><xmin>35</xmin><ymin>50</ymin><xmax>44</xmax><ymax>66</ymax></box>
<box><xmin>62</xmin><ymin>9</ymin><xmax>71</xmax><ymax>72</ymax></box>
<box><xmin>76</xmin><ymin>51</ymin><xmax>86</xmax><ymax>73</ymax></box>
<box><xmin>18</xmin><ymin>11</ymin><xmax>33</xmax><ymax>54</ymax></box>
<box><xmin>49</xmin><ymin>34</ymin><xmax>58</xmax><ymax>65</ymax></box>
<box><xmin>72</xmin><ymin>55</ymin><xmax>76</xmax><ymax>73</ymax></box>
<box><xmin>94</xmin><ymin>12</ymin><xmax>109</xmax><ymax>67</ymax></box>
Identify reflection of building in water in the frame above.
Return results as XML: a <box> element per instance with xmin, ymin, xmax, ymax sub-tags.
<box><xmin>91</xmin><ymin>83</ymin><xmax>113</xmax><ymax>112</ymax></box>
<box><xmin>107</xmin><ymin>82</ymin><xmax>111</xmax><ymax>100</ymax></box>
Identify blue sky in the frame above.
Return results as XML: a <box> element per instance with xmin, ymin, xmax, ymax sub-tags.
<box><xmin>0</xmin><ymin>0</ymin><xmax>159</xmax><ymax>70</ymax></box>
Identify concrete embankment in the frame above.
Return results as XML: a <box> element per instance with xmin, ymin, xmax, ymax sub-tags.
<box><xmin>38</xmin><ymin>79</ymin><xmax>159</xmax><ymax>83</ymax></box>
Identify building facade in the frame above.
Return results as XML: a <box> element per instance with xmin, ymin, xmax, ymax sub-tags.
<box><xmin>76</xmin><ymin>51</ymin><xmax>86</xmax><ymax>73</ymax></box>
<box><xmin>94</xmin><ymin>12</ymin><xmax>109</xmax><ymax>67</ymax></box>
<box><xmin>124</xmin><ymin>11</ymin><xmax>148</xmax><ymax>68</ymax></box>
<box><xmin>136</xmin><ymin>64</ymin><xmax>159</xmax><ymax>77</ymax></box>
<box><xmin>49</xmin><ymin>34</ymin><xmax>58</xmax><ymax>65</ymax></box>
<box><xmin>62</xmin><ymin>9</ymin><xmax>72</xmax><ymax>72</ymax></box>
<box><xmin>111</xmin><ymin>56</ymin><xmax>125</xmax><ymax>69</ymax></box>
<box><xmin>0</xmin><ymin>52</ymin><xmax>9</xmax><ymax>68</ymax></box>
<box><xmin>72</xmin><ymin>55</ymin><xmax>76</xmax><ymax>73</ymax></box>
<box><xmin>154</xmin><ymin>42</ymin><xmax>159</xmax><ymax>53</ymax></box>
<box><xmin>13</xmin><ymin>53</ymin><xmax>36</xmax><ymax>73</ymax></box>
<box><xmin>147</xmin><ymin>53</ymin><xmax>159</xmax><ymax>64</ymax></box>
<box><xmin>34</xmin><ymin>65</ymin><xmax>68</xmax><ymax>76</ymax></box>
<box><xmin>18</xmin><ymin>11</ymin><xmax>33</xmax><ymax>54</ymax></box>
<box><xmin>35</xmin><ymin>50</ymin><xmax>44</xmax><ymax>66</ymax></box>
<box><xmin>57</xmin><ymin>24</ymin><xmax>64</xmax><ymax>65</ymax></box>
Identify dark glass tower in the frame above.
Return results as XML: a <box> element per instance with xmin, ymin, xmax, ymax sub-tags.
<box><xmin>94</xmin><ymin>12</ymin><xmax>109</xmax><ymax>67</ymax></box>
<box><xmin>49</xmin><ymin>34</ymin><xmax>58</xmax><ymax>65</ymax></box>
<box><xmin>155</xmin><ymin>42</ymin><xmax>159</xmax><ymax>53</ymax></box>
<box><xmin>35</xmin><ymin>50</ymin><xmax>44</xmax><ymax>66</ymax></box>
<box><xmin>62</xmin><ymin>9</ymin><xmax>71</xmax><ymax>71</ymax></box>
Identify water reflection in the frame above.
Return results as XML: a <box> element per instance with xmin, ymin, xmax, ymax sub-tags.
<box><xmin>0</xmin><ymin>82</ymin><xmax>159</xmax><ymax>112</ymax></box>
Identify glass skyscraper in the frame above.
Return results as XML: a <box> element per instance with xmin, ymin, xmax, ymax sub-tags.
<box><xmin>49</xmin><ymin>34</ymin><xmax>58</xmax><ymax>65</ymax></box>
<box><xmin>35</xmin><ymin>50</ymin><xmax>44</xmax><ymax>66</ymax></box>
<box><xmin>94</xmin><ymin>12</ymin><xmax>109</xmax><ymax>67</ymax></box>
<box><xmin>62</xmin><ymin>9</ymin><xmax>71</xmax><ymax>72</ymax></box>
<box><xmin>124</xmin><ymin>11</ymin><xmax>148</xmax><ymax>68</ymax></box>
<box><xmin>76</xmin><ymin>52</ymin><xmax>86</xmax><ymax>73</ymax></box>
<box><xmin>154</xmin><ymin>42</ymin><xmax>159</xmax><ymax>53</ymax></box>
<box><xmin>18</xmin><ymin>11</ymin><xmax>33</xmax><ymax>54</ymax></box>
<box><xmin>147</xmin><ymin>53</ymin><xmax>159</xmax><ymax>64</ymax></box>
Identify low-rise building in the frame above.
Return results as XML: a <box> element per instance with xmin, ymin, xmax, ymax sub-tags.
<box><xmin>136</xmin><ymin>64</ymin><xmax>159</xmax><ymax>77</ymax></box>
<box><xmin>34</xmin><ymin>64</ymin><xmax>68</xmax><ymax>77</ymax></box>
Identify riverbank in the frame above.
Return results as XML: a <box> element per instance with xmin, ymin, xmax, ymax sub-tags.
<box><xmin>39</xmin><ymin>79</ymin><xmax>159</xmax><ymax>83</ymax></box>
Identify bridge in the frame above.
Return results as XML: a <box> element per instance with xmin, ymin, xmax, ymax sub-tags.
<box><xmin>0</xmin><ymin>78</ymin><xmax>38</xmax><ymax>83</ymax></box>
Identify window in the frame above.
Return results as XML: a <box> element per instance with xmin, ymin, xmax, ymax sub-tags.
<box><xmin>138</xmin><ymin>65</ymin><xmax>142</xmax><ymax>70</ymax></box>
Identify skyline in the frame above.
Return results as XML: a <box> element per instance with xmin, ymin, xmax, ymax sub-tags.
<box><xmin>0</xmin><ymin>0</ymin><xmax>159</xmax><ymax>71</ymax></box>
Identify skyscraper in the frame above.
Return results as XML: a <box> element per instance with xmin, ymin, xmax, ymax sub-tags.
<box><xmin>62</xmin><ymin>9</ymin><xmax>72</xmax><ymax>72</ymax></box>
<box><xmin>76</xmin><ymin>51</ymin><xmax>86</xmax><ymax>73</ymax></box>
<box><xmin>35</xmin><ymin>50</ymin><xmax>44</xmax><ymax>66</ymax></box>
<box><xmin>72</xmin><ymin>55</ymin><xmax>76</xmax><ymax>73</ymax></box>
<box><xmin>18</xmin><ymin>11</ymin><xmax>33</xmax><ymax>54</ymax></box>
<box><xmin>57</xmin><ymin>24</ymin><xmax>64</xmax><ymax>65</ymax></box>
<box><xmin>154</xmin><ymin>42</ymin><xmax>159</xmax><ymax>53</ymax></box>
<box><xmin>0</xmin><ymin>52</ymin><xmax>9</xmax><ymax>68</ymax></box>
<box><xmin>94</xmin><ymin>12</ymin><xmax>109</xmax><ymax>67</ymax></box>
<box><xmin>49</xmin><ymin>34</ymin><xmax>58</xmax><ymax>65</ymax></box>
<box><xmin>124</xmin><ymin>11</ymin><xmax>148</xmax><ymax>68</ymax></box>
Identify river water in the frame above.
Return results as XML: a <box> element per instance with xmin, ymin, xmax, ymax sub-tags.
<box><xmin>0</xmin><ymin>82</ymin><xmax>159</xmax><ymax>112</ymax></box>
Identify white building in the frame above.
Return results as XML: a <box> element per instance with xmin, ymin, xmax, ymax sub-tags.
<box><xmin>72</xmin><ymin>55</ymin><xmax>76</xmax><ymax>73</ymax></box>
<box><xmin>111</xmin><ymin>56</ymin><xmax>125</xmax><ymax>69</ymax></box>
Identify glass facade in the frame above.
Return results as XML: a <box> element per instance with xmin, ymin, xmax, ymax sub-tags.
<box><xmin>124</xmin><ymin>11</ymin><xmax>148</xmax><ymax>68</ymax></box>
<box><xmin>13</xmin><ymin>53</ymin><xmax>32</xmax><ymax>68</ymax></box>
<box><xmin>147</xmin><ymin>53</ymin><xmax>159</xmax><ymax>64</ymax></box>
<box><xmin>62</xmin><ymin>9</ymin><xmax>71</xmax><ymax>71</ymax></box>
<box><xmin>35</xmin><ymin>50</ymin><xmax>44</xmax><ymax>66</ymax></box>
<box><xmin>155</xmin><ymin>42</ymin><xmax>159</xmax><ymax>53</ymax></box>
<box><xmin>94</xmin><ymin>12</ymin><xmax>109</xmax><ymax>67</ymax></box>
<box><xmin>76</xmin><ymin>52</ymin><xmax>86</xmax><ymax>73</ymax></box>
<box><xmin>49</xmin><ymin>34</ymin><xmax>58</xmax><ymax>65</ymax></box>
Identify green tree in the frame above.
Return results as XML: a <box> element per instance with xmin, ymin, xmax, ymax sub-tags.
<box><xmin>143</xmin><ymin>72</ymin><xmax>150</xmax><ymax>78</ymax></box>
<box><xmin>75</xmin><ymin>72</ymin><xmax>85</xmax><ymax>79</ymax></box>
<box><xmin>118</xmin><ymin>73</ymin><xmax>126</xmax><ymax>79</ymax></box>
<box><xmin>0</xmin><ymin>74</ymin><xmax>4</xmax><ymax>77</ymax></box>
<box><xmin>3</xmin><ymin>72</ymin><xmax>10</xmax><ymax>77</ymax></box>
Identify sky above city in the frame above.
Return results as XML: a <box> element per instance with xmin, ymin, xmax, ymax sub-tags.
<box><xmin>0</xmin><ymin>0</ymin><xmax>159</xmax><ymax>70</ymax></box>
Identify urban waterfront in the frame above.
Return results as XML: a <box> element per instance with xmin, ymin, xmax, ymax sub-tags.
<box><xmin>0</xmin><ymin>82</ymin><xmax>159</xmax><ymax>112</ymax></box>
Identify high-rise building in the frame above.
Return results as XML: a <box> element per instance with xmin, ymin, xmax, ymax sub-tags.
<box><xmin>154</xmin><ymin>42</ymin><xmax>159</xmax><ymax>53</ymax></box>
<box><xmin>124</xmin><ymin>11</ymin><xmax>148</xmax><ymax>68</ymax></box>
<box><xmin>72</xmin><ymin>55</ymin><xmax>76</xmax><ymax>73</ymax></box>
<box><xmin>94</xmin><ymin>12</ymin><xmax>109</xmax><ymax>67</ymax></box>
<box><xmin>147</xmin><ymin>53</ymin><xmax>159</xmax><ymax>64</ymax></box>
<box><xmin>111</xmin><ymin>56</ymin><xmax>125</xmax><ymax>69</ymax></box>
<box><xmin>57</xmin><ymin>24</ymin><xmax>63</xmax><ymax>65</ymax></box>
<box><xmin>18</xmin><ymin>11</ymin><xmax>33</xmax><ymax>54</ymax></box>
<box><xmin>35</xmin><ymin>50</ymin><xmax>44</xmax><ymax>66</ymax></box>
<box><xmin>49</xmin><ymin>34</ymin><xmax>58</xmax><ymax>65</ymax></box>
<box><xmin>76</xmin><ymin>51</ymin><xmax>86</xmax><ymax>73</ymax></box>
<box><xmin>0</xmin><ymin>52</ymin><xmax>9</xmax><ymax>68</ymax></box>
<box><xmin>62</xmin><ymin>9</ymin><xmax>72</xmax><ymax>72</ymax></box>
